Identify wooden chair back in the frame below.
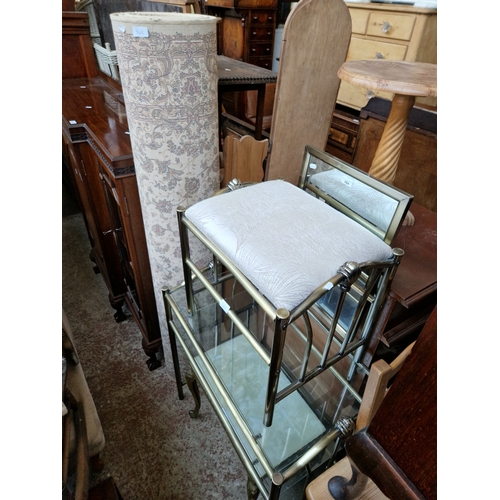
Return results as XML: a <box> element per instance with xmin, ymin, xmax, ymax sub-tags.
<box><xmin>356</xmin><ymin>341</ymin><xmax>415</xmax><ymax>431</ymax></box>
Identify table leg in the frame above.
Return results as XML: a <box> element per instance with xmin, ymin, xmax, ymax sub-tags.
<box><xmin>368</xmin><ymin>93</ymin><xmax>416</xmax><ymax>225</ymax></box>
<box><xmin>368</xmin><ymin>93</ymin><xmax>415</xmax><ymax>184</ymax></box>
<box><xmin>254</xmin><ymin>83</ymin><xmax>266</xmax><ymax>140</ymax></box>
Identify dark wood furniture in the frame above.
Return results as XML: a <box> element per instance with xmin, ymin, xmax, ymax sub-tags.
<box><xmin>345</xmin><ymin>306</ymin><xmax>437</xmax><ymax>499</ymax></box>
<box><xmin>205</xmin><ymin>0</ymin><xmax>278</xmax><ymax>122</ymax></box>
<box><xmin>205</xmin><ymin>0</ymin><xmax>278</xmax><ymax>70</ymax></box>
<box><xmin>362</xmin><ymin>201</ymin><xmax>436</xmax><ymax>366</ymax></box>
<box><xmin>217</xmin><ymin>55</ymin><xmax>277</xmax><ymax>140</ymax></box>
<box><xmin>62</xmin><ymin>11</ymin><xmax>163</xmax><ymax>370</ymax></box>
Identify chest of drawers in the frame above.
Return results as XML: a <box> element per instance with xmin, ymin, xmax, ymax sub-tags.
<box><xmin>338</xmin><ymin>2</ymin><xmax>436</xmax><ymax>110</ymax></box>
<box><xmin>204</xmin><ymin>0</ymin><xmax>278</xmax><ymax>69</ymax></box>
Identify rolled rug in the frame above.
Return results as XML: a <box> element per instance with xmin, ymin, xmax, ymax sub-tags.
<box><xmin>111</xmin><ymin>12</ymin><xmax>220</xmax><ymax>344</ymax></box>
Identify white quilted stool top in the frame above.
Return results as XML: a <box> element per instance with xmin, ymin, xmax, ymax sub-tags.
<box><xmin>185</xmin><ymin>180</ymin><xmax>393</xmax><ymax>311</ymax></box>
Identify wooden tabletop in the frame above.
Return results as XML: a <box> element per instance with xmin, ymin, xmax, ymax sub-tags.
<box><xmin>338</xmin><ymin>60</ymin><xmax>437</xmax><ymax>97</ymax></box>
<box><xmin>389</xmin><ymin>202</ymin><xmax>436</xmax><ymax>308</ymax></box>
<box><xmin>217</xmin><ymin>55</ymin><xmax>277</xmax><ymax>86</ymax></box>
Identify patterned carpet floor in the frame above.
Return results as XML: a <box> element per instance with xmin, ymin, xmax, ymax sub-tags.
<box><xmin>62</xmin><ymin>185</ymin><xmax>249</xmax><ymax>499</ymax></box>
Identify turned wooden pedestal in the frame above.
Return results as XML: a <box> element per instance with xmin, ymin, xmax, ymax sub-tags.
<box><xmin>338</xmin><ymin>60</ymin><xmax>437</xmax><ymax>225</ymax></box>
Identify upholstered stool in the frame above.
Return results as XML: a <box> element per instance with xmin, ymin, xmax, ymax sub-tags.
<box><xmin>185</xmin><ymin>180</ymin><xmax>393</xmax><ymax>312</ymax></box>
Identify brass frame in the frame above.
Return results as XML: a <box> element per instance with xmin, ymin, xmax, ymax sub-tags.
<box><xmin>162</xmin><ymin>146</ymin><xmax>409</xmax><ymax>499</ymax></box>
<box><xmin>298</xmin><ymin>145</ymin><xmax>413</xmax><ymax>244</ymax></box>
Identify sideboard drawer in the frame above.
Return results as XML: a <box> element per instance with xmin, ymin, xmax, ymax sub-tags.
<box><xmin>338</xmin><ymin>4</ymin><xmax>435</xmax><ymax>110</ymax></box>
<box><xmin>249</xmin><ymin>25</ymin><xmax>274</xmax><ymax>40</ymax></box>
<box><xmin>248</xmin><ymin>42</ymin><xmax>273</xmax><ymax>57</ymax></box>
<box><xmin>249</xmin><ymin>10</ymin><xmax>275</xmax><ymax>24</ymax></box>
<box><xmin>350</xmin><ymin>8</ymin><xmax>369</xmax><ymax>35</ymax></box>
<box><xmin>347</xmin><ymin>37</ymin><xmax>408</xmax><ymax>62</ymax></box>
<box><xmin>366</xmin><ymin>12</ymin><xmax>416</xmax><ymax>41</ymax></box>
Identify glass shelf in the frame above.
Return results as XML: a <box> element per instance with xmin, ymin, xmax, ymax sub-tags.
<box><xmin>163</xmin><ymin>275</ymin><xmax>362</xmax><ymax>500</ymax></box>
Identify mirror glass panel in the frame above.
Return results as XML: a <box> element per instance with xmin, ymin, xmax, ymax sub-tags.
<box><xmin>298</xmin><ymin>146</ymin><xmax>413</xmax><ymax>244</ymax></box>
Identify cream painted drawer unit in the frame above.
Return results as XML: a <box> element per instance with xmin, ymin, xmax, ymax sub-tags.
<box><xmin>339</xmin><ymin>2</ymin><xmax>437</xmax><ymax>110</ymax></box>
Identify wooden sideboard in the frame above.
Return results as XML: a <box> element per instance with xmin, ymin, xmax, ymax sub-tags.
<box><xmin>62</xmin><ymin>11</ymin><xmax>163</xmax><ymax>370</ymax></box>
<box><xmin>338</xmin><ymin>2</ymin><xmax>436</xmax><ymax>111</ymax></box>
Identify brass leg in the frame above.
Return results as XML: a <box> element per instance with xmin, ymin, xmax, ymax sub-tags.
<box><xmin>186</xmin><ymin>369</ymin><xmax>201</xmax><ymax>418</ymax></box>
<box><xmin>247</xmin><ymin>475</ymin><xmax>260</xmax><ymax>500</ymax></box>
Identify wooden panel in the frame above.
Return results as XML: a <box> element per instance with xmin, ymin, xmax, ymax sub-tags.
<box><xmin>63</xmin><ymin>0</ymin><xmax>75</xmax><ymax>10</ymax></box>
<box><xmin>350</xmin><ymin>7</ymin><xmax>369</xmax><ymax>35</ymax></box>
<box><xmin>222</xmin><ymin>15</ymin><xmax>245</xmax><ymax>60</ymax></box>
<box><xmin>266</xmin><ymin>0</ymin><xmax>351</xmax><ymax>184</ymax></box>
<box><xmin>62</xmin><ymin>12</ymin><xmax>98</xmax><ymax>79</ymax></box>
<box><xmin>205</xmin><ymin>0</ymin><xmax>234</xmax><ymax>7</ymax></box>
<box><xmin>237</xmin><ymin>0</ymin><xmax>277</xmax><ymax>8</ymax></box>
<box><xmin>222</xmin><ymin>135</ymin><xmax>268</xmax><ymax>185</ymax></box>
<box><xmin>366</xmin><ymin>12</ymin><xmax>416</xmax><ymax>41</ymax></box>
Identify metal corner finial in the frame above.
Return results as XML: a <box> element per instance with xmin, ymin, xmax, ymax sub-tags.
<box><xmin>338</xmin><ymin>261</ymin><xmax>361</xmax><ymax>290</ymax></box>
<box><xmin>334</xmin><ymin>416</ymin><xmax>356</xmax><ymax>438</ymax></box>
<box><xmin>227</xmin><ymin>178</ymin><xmax>244</xmax><ymax>191</ymax></box>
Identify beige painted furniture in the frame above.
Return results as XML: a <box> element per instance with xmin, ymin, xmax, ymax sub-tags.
<box><xmin>339</xmin><ymin>2</ymin><xmax>436</xmax><ymax>111</ymax></box>
<box><xmin>338</xmin><ymin>59</ymin><xmax>436</xmax><ymax>226</ymax></box>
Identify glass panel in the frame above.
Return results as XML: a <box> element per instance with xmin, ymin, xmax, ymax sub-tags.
<box><xmin>167</xmin><ymin>276</ymin><xmax>360</xmax><ymax>495</ymax></box>
<box><xmin>298</xmin><ymin>146</ymin><xmax>413</xmax><ymax>244</ymax></box>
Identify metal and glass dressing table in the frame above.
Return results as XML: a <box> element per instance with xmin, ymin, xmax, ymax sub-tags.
<box><xmin>161</xmin><ymin>147</ymin><xmax>412</xmax><ymax>499</ymax></box>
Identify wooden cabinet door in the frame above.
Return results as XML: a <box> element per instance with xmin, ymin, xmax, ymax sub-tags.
<box><xmin>222</xmin><ymin>14</ymin><xmax>245</xmax><ymax>60</ymax></box>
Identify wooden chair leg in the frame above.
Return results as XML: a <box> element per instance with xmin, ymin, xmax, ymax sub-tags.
<box><xmin>328</xmin><ymin>458</ymin><xmax>369</xmax><ymax>500</ymax></box>
<box><xmin>90</xmin><ymin>453</ymin><xmax>105</xmax><ymax>473</ymax></box>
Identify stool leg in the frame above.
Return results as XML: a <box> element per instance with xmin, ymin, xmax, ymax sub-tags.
<box><xmin>177</xmin><ymin>207</ymin><xmax>195</xmax><ymax>313</ymax></box>
<box><xmin>186</xmin><ymin>368</ymin><xmax>201</xmax><ymax>418</ymax></box>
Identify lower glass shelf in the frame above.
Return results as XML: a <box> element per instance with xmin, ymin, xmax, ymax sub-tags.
<box><xmin>164</xmin><ymin>278</ymin><xmax>361</xmax><ymax>499</ymax></box>
<box><xmin>197</xmin><ymin>334</ymin><xmax>326</xmax><ymax>474</ymax></box>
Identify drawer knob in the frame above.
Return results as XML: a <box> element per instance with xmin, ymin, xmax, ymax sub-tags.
<box><xmin>253</xmin><ymin>31</ymin><xmax>256</xmax><ymax>35</ymax></box>
<box><xmin>375</xmin><ymin>52</ymin><xmax>384</xmax><ymax>59</ymax></box>
<box><xmin>381</xmin><ymin>21</ymin><xmax>391</xmax><ymax>33</ymax></box>
<box><xmin>366</xmin><ymin>90</ymin><xmax>375</xmax><ymax>99</ymax></box>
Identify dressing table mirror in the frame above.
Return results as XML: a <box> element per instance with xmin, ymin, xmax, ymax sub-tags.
<box><xmin>298</xmin><ymin>146</ymin><xmax>413</xmax><ymax>245</ymax></box>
